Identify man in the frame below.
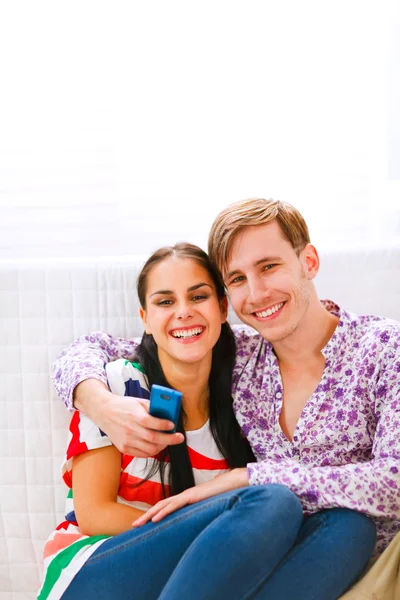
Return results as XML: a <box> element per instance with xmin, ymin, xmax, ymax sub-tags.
<box><xmin>53</xmin><ymin>199</ymin><xmax>400</xmax><ymax>578</ymax></box>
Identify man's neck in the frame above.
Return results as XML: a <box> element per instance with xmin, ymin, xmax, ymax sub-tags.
<box><xmin>272</xmin><ymin>299</ymin><xmax>339</xmax><ymax>365</ymax></box>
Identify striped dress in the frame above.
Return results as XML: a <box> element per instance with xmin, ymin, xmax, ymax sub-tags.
<box><xmin>38</xmin><ymin>360</ymin><xmax>229</xmax><ymax>600</ymax></box>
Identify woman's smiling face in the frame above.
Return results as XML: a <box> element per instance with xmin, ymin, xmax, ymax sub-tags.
<box><xmin>140</xmin><ymin>257</ymin><xmax>227</xmax><ymax>368</ymax></box>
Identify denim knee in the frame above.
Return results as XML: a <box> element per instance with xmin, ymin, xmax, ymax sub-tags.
<box><xmin>328</xmin><ymin>508</ymin><xmax>377</xmax><ymax>550</ymax></box>
<box><xmin>247</xmin><ymin>484</ymin><xmax>304</xmax><ymax>524</ymax></box>
<box><xmin>264</xmin><ymin>483</ymin><xmax>303</xmax><ymax>511</ymax></box>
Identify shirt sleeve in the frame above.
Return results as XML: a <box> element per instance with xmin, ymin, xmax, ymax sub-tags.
<box><xmin>247</xmin><ymin>329</ymin><xmax>400</xmax><ymax>521</ymax></box>
<box><xmin>62</xmin><ymin>410</ymin><xmax>113</xmax><ymax>487</ymax></box>
<box><xmin>51</xmin><ymin>331</ymin><xmax>140</xmax><ymax>411</ymax></box>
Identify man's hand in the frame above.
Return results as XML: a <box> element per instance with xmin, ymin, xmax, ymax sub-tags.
<box><xmin>132</xmin><ymin>468</ymin><xmax>249</xmax><ymax>527</ymax></box>
<box><xmin>74</xmin><ymin>379</ymin><xmax>184</xmax><ymax>456</ymax></box>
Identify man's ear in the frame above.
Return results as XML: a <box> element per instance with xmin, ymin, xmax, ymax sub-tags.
<box><xmin>220</xmin><ymin>296</ymin><xmax>228</xmax><ymax>323</ymax></box>
<box><xmin>139</xmin><ymin>307</ymin><xmax>152</xmax><ymax>334</ymax></box>
<box><xmin>302</xmin><ymin>243</ymin><xmax>320</xmax><ymax>280</ymax></box>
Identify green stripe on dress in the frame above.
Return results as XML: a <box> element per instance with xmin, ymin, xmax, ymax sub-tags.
<box><xmin>38</xmin><ymin>536</ymin><xmax>109</xmax><ymax>600</ymax></box>
<box><xmin>124</xmin><ymin>360</ymin><xmax>145</xmax><ymax>373</ymax></box>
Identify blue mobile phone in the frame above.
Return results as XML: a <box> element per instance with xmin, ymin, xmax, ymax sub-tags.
<box><xmin>149</xmin><ymin>384</ymin><xmax>182</xmax><ymax>433</ymax></box>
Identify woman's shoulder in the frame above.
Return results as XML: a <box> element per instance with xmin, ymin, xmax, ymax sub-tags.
<box><xmin>106</xmin><ymin>359</ymin><xmax>150</xmax><ymax>397</ymax></box>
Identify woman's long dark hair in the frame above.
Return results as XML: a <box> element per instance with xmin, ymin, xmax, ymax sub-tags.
<box><xmin>135</xmin><ymin>243</ymin><xmax>255</xmax><ymax>495</ymax></box>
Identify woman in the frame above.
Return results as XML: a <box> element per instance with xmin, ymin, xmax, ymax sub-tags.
<box><xmin>39</xmin><ymin>243</ymin><xmax>376</xmax><ymax>600</ymax></box>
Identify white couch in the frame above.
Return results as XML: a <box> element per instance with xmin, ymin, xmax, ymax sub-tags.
<box><xmin>1</xmin><ymin>246</ymin><xmax>399</xmax><ymax>599</ymax></box>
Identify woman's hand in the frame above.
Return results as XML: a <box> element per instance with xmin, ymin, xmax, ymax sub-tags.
<box><xmin>132</xmin><ymin>468</ymin><xmax>249</xmax><ymax>527</ymax></box>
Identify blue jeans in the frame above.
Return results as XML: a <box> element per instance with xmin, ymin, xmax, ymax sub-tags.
<box><xmin>61</xmin><ymin>485</ymin><xmax>376</xmax><ymax>600</ymax></box>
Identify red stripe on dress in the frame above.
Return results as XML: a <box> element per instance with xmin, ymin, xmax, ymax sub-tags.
<box><xmin>121</xmin><ymin>451</ymin><xmax>169</xmax><ymax>470</ymax></box>
<box><xmin>153</xmin><ymin>450</ymin><xmax>170</xmax><ymax>463</ymax></box>
<box><xmin>145</xmin><ymin>448</ymin><xmax>225</xmax><ymax>468</ymax></box>
<box><xmin>121</xmin><ymin>454</ymin><xmax>134</xmax><ymax>470</ymax></box>
<box><xmin>187</xmin><ymin>446</ymin><xmax>228</xmax><ymax>470</ymax></box>
<box><xmin>43</xmin><ymin>532</ymin><xmax>85</xmax><ymax>559</ymax></box>
<box><xmin>119</xmin><ymin>472</ymin><xmax>170</xmax><ymax>504</ymax></box>
<box><xmin>62</xmin><ymin>469</ymin><xmax>72</xmax><ymax>488</ymax></box>
<box><xmin>56</xmin><ymin>520</ymin><xmax>78</xmax><ymax>531</ymax></box>
<box><xmin>66</xmin><ymin>412</ymin><xmax>89</xmax><ymax>460</ymax></box>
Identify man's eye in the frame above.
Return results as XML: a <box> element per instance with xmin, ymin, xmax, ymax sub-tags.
<box><xmin>262</xmin><ymin>264</ymin><xmax>277</xmax><ymax>272</ymax></box>
<box><xmin>229</xmin><ymin>275</ymin><xmax>245</xmax><ymax>285</ymax></box>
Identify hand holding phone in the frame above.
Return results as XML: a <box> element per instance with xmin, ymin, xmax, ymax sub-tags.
<box><xmin>149</xmin><ymin>385</ymin><xmax>182</xmax><ymax>433</ymax></box>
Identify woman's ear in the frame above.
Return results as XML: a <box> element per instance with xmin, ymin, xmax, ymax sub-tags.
<box><xmin>139</xmin><ymin>307</ymin><xmax>152</xmax><ymax>334</ymax></box>
<box><xmin>220</xmin><ymin>296</ymin><xmax>228</xmax><ymax>323</ymax></box>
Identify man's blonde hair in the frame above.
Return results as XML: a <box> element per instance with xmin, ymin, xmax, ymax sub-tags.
<box><xmin>208</xmin><ymin>198</ymin><xmax>310</xmax><ymax>274</ymax></box>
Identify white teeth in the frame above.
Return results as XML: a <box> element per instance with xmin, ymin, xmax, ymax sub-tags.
<box><xmin>171</xmin><ymin>327</ymin><xmax>204</xmax><ymax>339</ymax></box>
<box><xmin>255</xmin><ymin>302</ymin><xmax>284</xmax><ymax>318</ymax></box>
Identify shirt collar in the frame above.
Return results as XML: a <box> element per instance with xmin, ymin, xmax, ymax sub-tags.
<box><xmin>320</xmin><ymin>300</ymin><xmax>352</xmax><ymax>359</ymax></box>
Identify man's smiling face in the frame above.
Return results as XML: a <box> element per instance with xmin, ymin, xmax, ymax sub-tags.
<box><xmin>224</xmin><ymin>220</ymin><xmax>318</xmax><ymax>343</ymax></box>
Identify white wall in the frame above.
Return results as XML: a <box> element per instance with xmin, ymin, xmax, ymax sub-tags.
<box><xmin>0</xmin><ymin>0</ymin><xmax>399</xmax><ymax>260</ymax></box>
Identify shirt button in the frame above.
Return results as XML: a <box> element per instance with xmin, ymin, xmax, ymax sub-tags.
<box><xmin>276</xmin><ymin>392</ymin><xmax>282</xmax><ymax>398</ymax></box>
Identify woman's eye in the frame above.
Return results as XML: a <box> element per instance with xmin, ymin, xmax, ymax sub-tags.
<box><xmin>192</xmin><ymin>295</ymin><xmax>208</xmax><ymax>302</ymax></box>
<box><xmin>157</xmin><ymin>299</ymin><xmax>173</xmax><ymax>306</ymax></box>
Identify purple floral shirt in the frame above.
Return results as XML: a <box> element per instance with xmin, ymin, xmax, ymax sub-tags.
<box><xmin>52</xmin><ymin>301</ymin><xmax>400</xmax><ymax>557</ymax></box>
